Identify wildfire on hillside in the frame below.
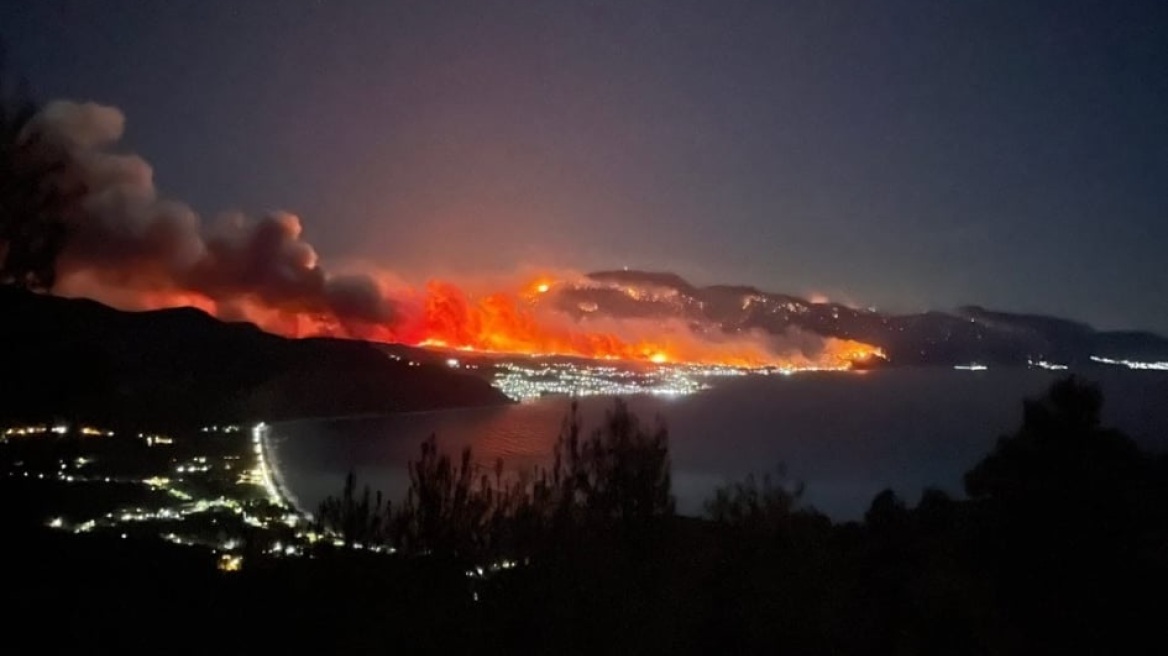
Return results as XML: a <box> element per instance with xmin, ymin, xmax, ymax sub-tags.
<box><xmin>390</xmin><ymin>278</ymin><xmax>884</xmax><ymax>370</ymax></box>
<box><xmin>31</xmin><ymin>100</ymin><xmax>884</xmax><ymax>371</ymax></box>
<box><xmin>60</xmin><ymin>270</ymin><xmax>885</xmax><ymax>370</ymax></box>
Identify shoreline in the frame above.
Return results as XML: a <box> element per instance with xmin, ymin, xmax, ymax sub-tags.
<box><xmin>253</xmin><ymin>422</ymin><xmax>310</xmax><ymax>519</ymax></box>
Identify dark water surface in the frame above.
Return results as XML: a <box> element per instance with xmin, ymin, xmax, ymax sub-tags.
<box><xmin>268</xmin><ymin>368</ymin><xmax>1168</xmax><ymax>520</ymax></box>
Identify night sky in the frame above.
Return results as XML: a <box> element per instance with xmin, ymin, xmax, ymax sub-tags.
<box><xmin>3</xmin><ymin>1</ymin><xmax>1166</xmax><ymax>332</ymax></box>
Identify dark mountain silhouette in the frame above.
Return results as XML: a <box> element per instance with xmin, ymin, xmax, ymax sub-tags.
<box><xmin>552</xmin><ymin>270</ymin><xmax>1168</xmax><ymax>366</ymax></box>
<box><xmin>0</xmin><ymin>287</ymin><xmax>507</xmax><ymax>429</ymax></box>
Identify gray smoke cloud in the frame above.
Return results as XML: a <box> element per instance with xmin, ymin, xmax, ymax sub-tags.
<box><xmin>29</xmin><ymin>100</ymin><xmax>393</xmax><ymax>331</ymax></box>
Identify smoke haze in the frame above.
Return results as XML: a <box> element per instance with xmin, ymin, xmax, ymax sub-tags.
<box><xmin>34</xmin><ymin>101</ymin><xmax>394</xmax><ymax>335</ymax></box>
<box><xmin>27</xmin><ymin>100</ymin><xmax>880</xmax><ymax>368</ymax></box>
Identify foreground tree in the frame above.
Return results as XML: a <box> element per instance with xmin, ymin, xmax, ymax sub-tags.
<box><xmin>705</xmin><ymin>465</ymin><xmax>812</xmax><ymax>538</ymax></box>
<box><xmin>317</xmin><ymin>399</ymin><xmax>676</xmax><ymax>562</ymax></box>
<box><xmin>388</xmin><ymin>435</ymin><xmax>502</xmax><ymax>558</ymax></box>
<box><xmin>316</xmin><ymin>471</ymin><xmax>389</xmax><ymax>548</ymax></box>
<box><xmin>0</xmin><ymin>46</ymin><xmax>75</xmax><ymax>290</ymax></box>
<box><xmin>550</xmin><ymin>399</ymin><xmax>674</xmax><ymax>532</ymax></box>
<box><xmin>964</xmin><ymin>375</ymin><xmax>1149</xmax><ymax>526</ymax></box>
<box><xmin>963</xmin><ymin>376</ymin><xmax>1167</xmax><ymax>652</ymax></box>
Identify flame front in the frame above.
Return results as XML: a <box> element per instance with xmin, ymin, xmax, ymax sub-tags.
<box><xmin>385</xmin><ymin>278</ymin><xmax>884</xmax><ymax>370</ymax></box>
<box><xmin>62</xmin><ymin>270</ymin><xmax>885</xmax><ymax>370</ymax></box>
<box><xmin>35</xmin><ymin>100</ymin><xmax>881</xmax><ymax>371</ymax></box>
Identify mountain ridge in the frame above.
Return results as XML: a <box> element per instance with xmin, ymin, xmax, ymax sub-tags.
<box><xmin>550</xmin><ymin>270</ymin><xmax>1168</xmax><ymax>366</ymax></box>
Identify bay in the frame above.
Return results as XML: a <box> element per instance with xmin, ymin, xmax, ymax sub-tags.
<box><xmin>268</xmin><ymin>368</ymin><xmax>1168</xmax><ymax>520</ymax></box>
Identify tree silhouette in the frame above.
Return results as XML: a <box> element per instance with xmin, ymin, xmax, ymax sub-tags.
<box><xmin>964</xmin><ymin>375</ymin><xmax>1146</xmax><ymax>519</ymax></box>
<box><xmin>0</xmin><ymin>45</ymin><xmax>75</xmax><ymax>290</ymax></box>
<box><xmin>705</xmin><ymin>465</ymin><xmax>807</xmax><ymax>536</ymax></box>
<box><xmin>914</xmin><ymin>487</ymin><xmax>957</xmax><ymax>534</ymax></box>
<box><xmin>315</xmin><ymin>399</ymin><xmax>677</xmax><ymax>564</ymax></box>
<box><xmin>864</xmin><ymin>488</ymin><xmax>909</xmax><ymax>532</ymax></box>
<box><xmin>316</xmin><ymin>471</ymin><xmax>388</xmax><ymax>548</ymax></box>
<box><xmin>962</xmin><ymin>375</ymin><xmax>1165</xmax><ymax>652</ymax></box>
<box><xmin>388</xmin><ymin>435</ymin><xmax>500</xmax><ymax>558</ymax></box>
<box><xmin>555</xmin><ymin>399</ymin><xmax>675</xmax><ymax>531</ymax></box>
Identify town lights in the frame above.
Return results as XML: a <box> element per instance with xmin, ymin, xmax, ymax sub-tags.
<box><xmin>217</xmin><ymin>554</ymin><xmax>243</xmax><ymax>573</ymax></box>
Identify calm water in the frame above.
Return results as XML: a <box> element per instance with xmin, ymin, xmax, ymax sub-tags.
<box><xmin>267</xmin><ymin>368</ymin><xmax>1168</xmax><ymax>520</ymax></box>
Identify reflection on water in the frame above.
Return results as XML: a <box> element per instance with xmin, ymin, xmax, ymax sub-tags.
<box><xmin>268</xmin><ymin>368</ymin><xmax>1168</xmax><ymax>520</ymax></box>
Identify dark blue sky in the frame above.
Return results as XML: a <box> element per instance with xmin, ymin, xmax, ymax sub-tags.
<box><xmin>4</xmin><ymin>1</ymin><xmax>1166</xmax><ymax>331</ymax></box>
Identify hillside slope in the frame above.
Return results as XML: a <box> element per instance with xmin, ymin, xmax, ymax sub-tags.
<box><xmin>0</xmin><ymin>288</ymin><xmax>507</xmax><ymax>429</ymax></box>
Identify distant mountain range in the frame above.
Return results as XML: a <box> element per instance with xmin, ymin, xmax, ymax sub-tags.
<box><xmin>549</xmin><ymin>270</ymin><xmax>1168</xmax><ymax>366</ymax></box>
<box><xmin>0</xmin><ymin>288</ymin><xmax>507</xmax><ymax>430</ymax></box>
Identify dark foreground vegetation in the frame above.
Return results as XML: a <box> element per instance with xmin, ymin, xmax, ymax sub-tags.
<box><xmin>5</xmin><ymin>377</ymin><xmax>1167</xmax><ymax>654</ymax></box>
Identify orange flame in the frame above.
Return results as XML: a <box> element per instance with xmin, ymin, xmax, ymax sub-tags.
<box><xmin>384</xmin><ymin>277</ymin><xmax>884</xmax><ymax>370</ymax></box>
<box><xmin>60</xmin><ymin>270</ymin><xmax>885</xmax><ymax>370</ymax></box>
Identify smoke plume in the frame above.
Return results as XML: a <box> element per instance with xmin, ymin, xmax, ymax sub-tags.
<box><xmin>23</xmin><ymin>100</ymin><xmax>882</xmax><ymax>369</ymax></box>
<box><xmin>31</xmin><ymin>100</ymin><xmax>393</xmax><ymax>334</ymax></box>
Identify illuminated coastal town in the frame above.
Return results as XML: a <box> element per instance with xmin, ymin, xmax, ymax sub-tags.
<box><xmin>0</xmin><ymin>357</ymin><xmax>786</xmax><ymax>573</ymax></box>
<box><xmin>489</xmin><ymin>360</ymin><xmax>733</xmax><ymax>400</ymax></box>
<box><xmin>3</xmin><ymin>350</ymin><xmax>1166</xmax><ymax>575</ymax></box>
<box><xmin>0</xmin><ymin>422</ymin><xmax>327</xmax><ymax>571</ymax></box>
<box><xmin>449</xmin><ymin>349</ymin><xmax>885</xmax><ymax>401</ymax></box>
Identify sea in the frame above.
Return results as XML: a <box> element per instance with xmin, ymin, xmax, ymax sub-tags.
<box><xmin>266</xmin><ymin>367</ymin><xmax>1168</xmax><ymax>521</ymax></box>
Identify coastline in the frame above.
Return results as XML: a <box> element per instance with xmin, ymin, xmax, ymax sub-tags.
<box><xmin>252</xmin><ymin>422</ymin><xmax>311</xmax><ymax>519</ymax></box>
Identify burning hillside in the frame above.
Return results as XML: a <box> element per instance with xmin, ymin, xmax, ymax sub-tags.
<box><xmin>385</xmin><ymin>278</ymin><xmax>884</xmax><ymax>369</ymax></box>
<box><xmin>21</xmin><ymin>100</ymin><xmax>882</xmax><ymax>370</ymax></box>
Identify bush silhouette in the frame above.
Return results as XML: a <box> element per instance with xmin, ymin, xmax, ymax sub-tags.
<box><xmin>318</xmin><ymin>399</ymin><xmax>676</xmax><ymax>563</ymax></box>
<box><xmin>388</xmin><ymin>435</ymin><xmax>502</xmax><ymax>558</ymax></box>
<box><xmin>705</xmin><ymin>465</ymin><xmax>809</xmax><ymax>537</ymax></box>
<box><xmin>965</xmin><ymin>376</ymin><xmax>1143</xmax><ymax>506</ymax></box>
<box><xmin>316</xmin><ymin>471</ymin><xmax>388</xmax><ymax>548</ymax></box>
<box><xmin>545</xmin><ymin>399</ymin><xmax>674</xmax><ymax>531</ymax></box>
<box><xmin>961</xmin><ymin>375</ymin><xmax>1167</xmax><ymax>652</ymax></box>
